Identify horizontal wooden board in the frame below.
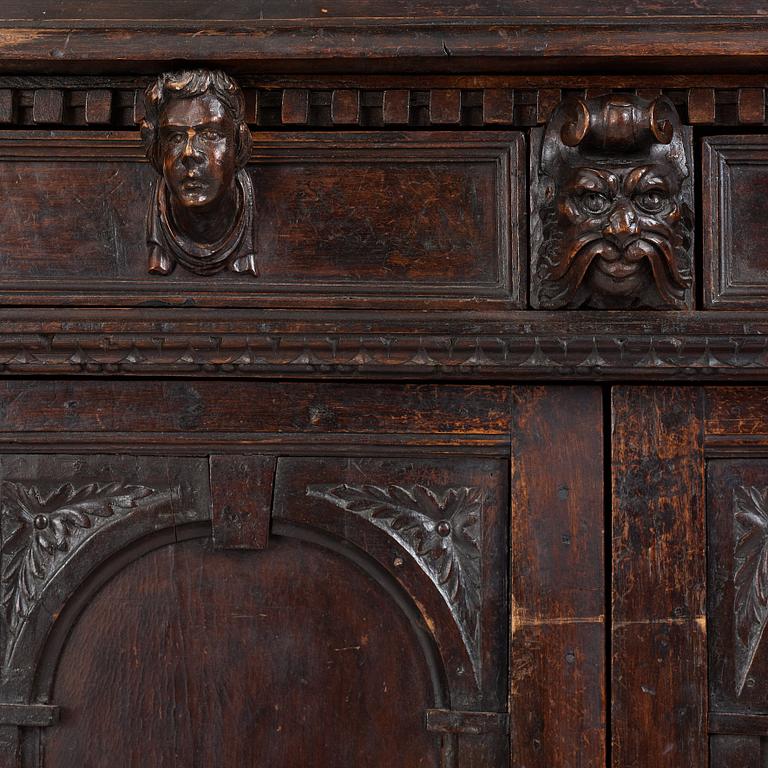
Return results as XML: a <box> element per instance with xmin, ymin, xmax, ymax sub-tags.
<box><xmin>6</xmin><ymin>0</ymin><xmax>768</xmax><ymax>19</ymax></box>
<box><xmin>0</xmin><ymin>131</ymin><xmax>524</xmax><ymax>309</ymax></box>
<box><xmin>0</xmin><ymin>381</ymin><xmax>511</xmax><ymax>437</ymax></box>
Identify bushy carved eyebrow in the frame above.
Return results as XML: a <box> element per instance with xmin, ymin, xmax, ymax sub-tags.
<box><xmin>569</xmin><ymin>168</ymin><xmax>618</xmax><ymax>192</ymax></box>
<box><xmin>624</xmin><ymin>165</ymin><xmax>672</xmax><ymax>192</ymax></box>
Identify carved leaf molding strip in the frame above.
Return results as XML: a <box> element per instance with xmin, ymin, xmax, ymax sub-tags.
<box><xmin>0</xmin><ymin>481</ymin><xmax>177</xmax><ymax>663</ymax></box>
<box><xmin>3</xmin><ymin>333</ymin><xmax>768</xmax><ymax>377</ymax></box>
<box><xmin>306</xmin><ymin>482</ymin><xmax>483</xmax><ymax>679</ymax></box>
<box><xmin>733</xmin><ymin>485</ymin><xmax>768</xmax><ymax>696</ymax></box>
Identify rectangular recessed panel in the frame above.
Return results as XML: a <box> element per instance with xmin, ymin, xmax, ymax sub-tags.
<box><xmin>704</xmin><ymin>136</ymin><xmax>768</xmax><ymax>307</ymax></box>
<box><xmin>0</xmin><ymin>130</ymin><xmax>524</xmax><ymax>308</ymax></box>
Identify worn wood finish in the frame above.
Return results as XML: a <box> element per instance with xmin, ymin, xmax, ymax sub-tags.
<box><xmin>0</xmin><ymin>381</ymin><xmax>511</xmax><ymax>438</ymax></box>
<box><xmin>44</xmin><ymin>535</ymin><xmax>443</xmax><ymax>767</ymax></box>
<box><xmin>5</xmin><ymin>3</ymin><xmax>768</xmax><ymax>765</ymax></box>
<box><xmin>509</xmin><ymin>386</ymin><xmax>605</xmax><ymax>767</ymax></box>
<box><xmin>210</xmin><ymin>454</ymin><xmax>276</xmax><ymax>550</ymax></box>
<box><xmin>0</xmin><ymin>309</ymin><xmax>768</xmax><ymax>381</ymax></box>
<box><xmin>710</xmin><ymin>734</ymin><xmax>763</xmax><ymax>767</ymax></box>
<box><xmin>3</xmin><ymin>16</ymin><xmax>768</xmax><ymax>75</ymax></box>
<box><xmin>0</xmin><ymin>130</ymin><xmax>524</xmax><ymax>309</ymax></box>
<box><xmin>532</xmin><ymin>94</ymin><xmax>693</xmax><ymax>310</ymax></box>
<box><xmin>703</xmin><ymin>136</ymin><xmax>768</xmax><ymax>308</ymax></box>
<box><xmin>1</xmin><ymin>79</ymin><xmax>768</xmax><ymax>130</ymax></box>
<box><xmin>612</xmin><ymin>386</ymin><xmax>706</xmax><ymax>767</ymax></box>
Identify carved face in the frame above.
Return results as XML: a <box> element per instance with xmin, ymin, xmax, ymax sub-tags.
<box><xmin>551</xmin><ymin>162</ymin><xmax>688</xmax><ymax>306</ymax></box>
<box><xmin>159</xmin><ymin>93</ymin><xmax>237</xmax><ymax>211</ymax></box>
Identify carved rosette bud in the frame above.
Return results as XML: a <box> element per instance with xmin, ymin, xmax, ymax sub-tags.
<box><xmin>531</xmin><ymin>94</ymin><xmax>694</xmax><ymax>310</ymax></box>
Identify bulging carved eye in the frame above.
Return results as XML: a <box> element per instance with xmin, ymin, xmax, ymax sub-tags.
<box><xmin>634</xmin><ymin>189</ymin><xmax>669</xmax><ymax>213</ymax></box>
<box><xmin>201</xmin><ymin>130</ymin><xmax>223</xmax><ymax>141</ymax></box>
<box><xmin>168</xmin><ymin>132</ymin><xmax>185</xmax><ymax>145</ymax></box>
<box><xmin>579</xmin><ymin>191</ymin><xmax>611</xmax><ymax>216</ymax></box>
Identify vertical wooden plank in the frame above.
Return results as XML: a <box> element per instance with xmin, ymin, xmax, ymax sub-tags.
<box><xmin>281</xmin><ymin>89</ymin><xmax>310</xmax><ymax>124</ymax></box>
<box><xmin>688</xmin><ymin>88</ymin><xmax>716</xmax><ymax>124</ymax></box>
<box><xmin>612</xmin><ymin>386</ymin><xmax>706</xmax><ymax>768</ymax></box>
<box><xmin>429</xmin><ymin>89</ymin><xmax>462</xmax><ymax>124</ymax></box>
<box><xmin>382</xmin><ymin>89</ymin><xmax>410</xmax><ymax>124</ymax></box>
<box><xmin>710</xmin><ymin>735</ymin><xmax>762</xmax><ymax>768</ymax></box>
<box><xmin>510</xmin><ymin>386</ymin><xmax>605</xmax><ymax>768</ymax></box>
<box><xmin>210</xmin><ymin>455</ymin><xmax>276</xmax><ymax>550</ymax></box>
<box><xmin>738</xmin><ymin>88</ymin><xmax>765</xmax><ymax>124</ymax></box>
<box><xmin>330</xmin><ymin>89</ymin><xmax>360</xmax><ymax>124</ymax></box>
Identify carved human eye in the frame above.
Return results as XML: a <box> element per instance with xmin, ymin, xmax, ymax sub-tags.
<box><xmin>201</xmin><ymin>129</ymin><xmax>224</xmax><ymax>141</ymax></box>
<box><xmin>634</xmin><ymin>189</ymin><xmax>669</xmax><ymax>214</ymax></box>
<box><xmin>167</xmin><ymin>132</ymin><xmax>185</xmax><ymax>145</ymax></box>
<box><xmin>578</xmin><ymin>191</ymin><xmax>612</xmax><ymax>216</ymax></box>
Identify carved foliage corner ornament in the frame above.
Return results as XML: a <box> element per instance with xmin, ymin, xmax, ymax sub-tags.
<box><xmin>306</xmin><ymin>482</ymin><xmax>483</xmax><ymax>676</ymax></box>
<box><xmin>140</xmin><ymin>70</ymin><xmax>258</xmax><ymax>277</ymax></box>
<box><xmin>733</xmin><ymin>485</ymin><xmax>768</xmax><ymax>696</ymax></box>
<box><xmin>532</xmin><ymin>94</ymin><xmax>694</xmax><ymax>310</ymax></box>
<box><xmin>0</xmin><ymin>481</ymin><xmax>168</xmax><ymax>662</ymax></box>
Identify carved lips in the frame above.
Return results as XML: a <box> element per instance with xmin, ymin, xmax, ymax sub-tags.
<box><xmin>554</xmin><ymin>163</ymin><xmax>688</xmax><ymax>306</ymax></box>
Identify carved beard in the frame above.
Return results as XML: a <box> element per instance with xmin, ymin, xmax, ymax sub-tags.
<box><xmin>536</xmin><ymin>165</ymin><xmax>693</xmax><ymax>309</ymax></box>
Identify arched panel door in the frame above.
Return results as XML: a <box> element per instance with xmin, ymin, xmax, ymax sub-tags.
<box><xmin>44</xmin><ymin>532</ymin><xmax>443</xmax><ymax>768</ymax></box>
<box><xmin>0</xmin><ymin>451</ymin><xmax>508</xmax><ymax>767</ymax></box>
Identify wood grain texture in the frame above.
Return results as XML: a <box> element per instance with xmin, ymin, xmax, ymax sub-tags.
<box><xmin>3</xmin><ymin>16</ymin><xmax>768</xmax><ymax>75</ymax></box>
<box><xmin>612</xmin><ymin>386</ymin><xmax>706</xmax><ymax>768</ymax></box>
<box><xmin>710</xmin><ymin>735</ymin><xmax>762</xmax><ymax>767</ymax></box>
<box><xmin>210</xmin><ymin>455</ymin><xmax>276</xmax><ymax>550</ymax></box>
<box><xmin>509</xmin><ymin>386</ymin><xmax>605</xmax><ymax>768</ymax></box>
<box><xmin>704</xmin><ymin>388</ymin><xmax>768</xmax><ymax>439</ymax></box>
<box><xmin>44</xmin><ymin>535</ymin><xmax>442</xmax><ymax>767</ymax></box>
<box><xmin>0</xmin><ymin>78</ymin><xmax>766</xmax><ymax>130</ymax></box>
<box><xmin>0</xmin><ymin>130</ymin><xmax>525</xmax><ymax>309</ymax></box>
<box><xmin>0</xmin><ymin>381</ymin><xmax>511</xmax><ymax>436</ymax></box>
<box><xmin>703</xmin><ymin>136</ymin><xmax>768</xmax><ymax>308</ymax></box>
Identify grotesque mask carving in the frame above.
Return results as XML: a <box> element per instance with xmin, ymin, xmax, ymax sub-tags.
<box><xmin>141</xmin><ymin>70</ymin><xmax>257</xmax><ymax>276</ymax></box>
<box><xmin>532</xmin><ymin>95</ymin><xmax>693</xmax><ymax>309</ymax></box>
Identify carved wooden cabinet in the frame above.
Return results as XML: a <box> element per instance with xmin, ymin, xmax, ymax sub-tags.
<box><xmin>3</xmin><ymin>3</ymin><xmax>768</xmax><ymax>767</ymax></box>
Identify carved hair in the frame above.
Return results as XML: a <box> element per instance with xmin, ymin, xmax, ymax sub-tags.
<box><xmin>140</xmin><ymin>69</ymin><xmax>252</xmax><ymax>173</ymax></box>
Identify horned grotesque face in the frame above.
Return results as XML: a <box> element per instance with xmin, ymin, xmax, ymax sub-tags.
<box><xmin>535</xmin><ymin>95</ymin><xmax>693</xmax><ymax>309</ymax></box>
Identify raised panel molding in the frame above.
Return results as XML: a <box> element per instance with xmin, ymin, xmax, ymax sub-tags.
<box><xmin>704</xmin><ymin>136</ymin><xmax>768</xmax><ymax>308</ymax></box>
<box><xmin>0</xmin><ymin>130</ymin><xmax>524</xmax><ymax>309</ymax></box>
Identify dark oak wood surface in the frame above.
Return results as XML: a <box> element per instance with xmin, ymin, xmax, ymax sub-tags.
<box><xmin>2</xmin><ymin>6</ymin><xmax>768</xmax><ymax>767</ymax></box>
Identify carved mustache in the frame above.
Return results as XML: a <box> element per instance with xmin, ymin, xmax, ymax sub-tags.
<box><xmin>543</xmin><ymin>227</ymin><xmax>690</xmax><ymax>307</ymax></box>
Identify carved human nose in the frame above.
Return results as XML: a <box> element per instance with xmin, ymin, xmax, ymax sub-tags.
<box><xmin>603</xmin><ymin>201</ymin><xmax>639</xmax><ymax>246</ymax></box>
<box><xmin>181</xmin><ymin>131</ymin><xmax>202</xmax><ymax>163</ymax></box>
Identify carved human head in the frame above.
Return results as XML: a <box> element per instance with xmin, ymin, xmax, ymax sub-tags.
<box><xmin>535</xmin><ymin>94</ymin><xmax>693</xmax><ymax>309</ymax></box>
<box><xmin>141</xmin><ymin>70</ymin><xmax>252</xmax><ymax>212</ymax></box>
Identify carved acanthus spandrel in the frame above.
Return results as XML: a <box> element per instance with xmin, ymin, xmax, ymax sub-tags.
<box><xmin>532</xmin><ymin>94</ymin><xmax>693</xmax><ymax>310</ymax></box>
<box><xmin>0</xmin><ymin>481</ymin><xmax>177</xmax><ymax>662</ymax></box>
<box><xmin>307</xmin><ymin>482</ymin><xmax>483</xmax><ymax>678</ymax></box>
<box><xmin>733</xmin><ymin>485</ymin><xmax>768</xmax><ymax>695</ymax></box>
